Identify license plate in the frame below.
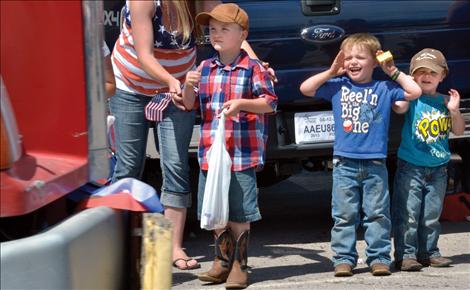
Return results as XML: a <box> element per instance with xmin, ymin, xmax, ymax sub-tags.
<box><xmin>294</xmin><ymin>111</ymin><xmax>335</xmax><ymax>144</ymax></box>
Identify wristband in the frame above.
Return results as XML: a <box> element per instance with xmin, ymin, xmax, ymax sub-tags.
<box><xmin>391</xmin><ymin>69</ymin><xmax>401</xmax><ymax>81</ymax></box>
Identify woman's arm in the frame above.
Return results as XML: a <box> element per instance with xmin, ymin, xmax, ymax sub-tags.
<box><xmin>241</xmin><ymin>41</ymin><xmax>277</xmax><ymax>82</ymax></box>
<box><xmin>104</xmin><ymin>54</ymin><xmax>116</xmax><ymax>97</ymax></box>
<box><xmin>201</xmin><ymin>1</ymin><xmax>221</xmax><ymax>13</ymax></box>
<box><xmin>197</xmin><ymin>1</ymin><xmax>277</xmax><ymax>82</ymax></box>
<box><xmin>129</xmin><ymin>1</ymin><xmax>183</xmax><ymax>98</ymax></box>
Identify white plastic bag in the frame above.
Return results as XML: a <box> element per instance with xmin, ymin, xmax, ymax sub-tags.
<box><xmin>200</xmin><ymin>112</ymin><xmax>232</xmax><ymax>230</ymax></box>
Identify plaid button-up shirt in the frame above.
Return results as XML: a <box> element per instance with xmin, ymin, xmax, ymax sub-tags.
<box><xmin>195</xmin><ymin>50</ymin><xmax>277</xmax><ymax>171</ymax></box>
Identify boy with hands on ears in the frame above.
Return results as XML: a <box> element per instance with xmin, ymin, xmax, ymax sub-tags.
<box><xmin>300</xmin><ymin>33</ymin><xmax>421</xmax><ymax>277</ymax></box>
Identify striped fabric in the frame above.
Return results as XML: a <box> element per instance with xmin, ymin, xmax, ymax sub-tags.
<box><xmin>145</xmin><ymin>93</ymin><xmax>173</xmax><ymax>121</ymax></box>
<box><xmin>196</xmin><ymin>50</ymin><xmax>278</xmax><ymax>172</ymax></box>
<box><xmin>111</xmin><ymin>1</ymin><xmax>196</xmax><ymax>96</ymax></box>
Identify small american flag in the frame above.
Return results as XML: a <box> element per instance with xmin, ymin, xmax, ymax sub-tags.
<box><xmin>145</xmin><ymin>92</ymin><xmax>172</xmax><ymax>122</ymax></box>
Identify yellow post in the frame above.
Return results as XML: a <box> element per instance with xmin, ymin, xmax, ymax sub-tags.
<box><xmin>141</xmin><ymin>213</ymin><xmax>173</xmax><ymax>290</ymax></box>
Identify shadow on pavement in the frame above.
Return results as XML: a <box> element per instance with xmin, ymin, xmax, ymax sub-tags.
<box><xmin>448</xmin><ymin>253</ymin><xmax>470</xmax><ymax>265</ymax></box>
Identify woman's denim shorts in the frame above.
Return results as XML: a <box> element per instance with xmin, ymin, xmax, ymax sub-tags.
<box><xmin>197</xmin><ymin>167</ymin><xmax>261</xmax><ymax>223</ymax></box>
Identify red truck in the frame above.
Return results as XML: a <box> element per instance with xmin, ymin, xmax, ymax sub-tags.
<box><xmin>1</xmin><ymin>2</ymin><xmax>127</xmax><ymax>289</ymax></box>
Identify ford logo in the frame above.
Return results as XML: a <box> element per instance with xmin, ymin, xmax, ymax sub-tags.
<box><xmin>300</xmin><ymin>25</ymin><xmax>345</xmax><ymax>43</ymax></box>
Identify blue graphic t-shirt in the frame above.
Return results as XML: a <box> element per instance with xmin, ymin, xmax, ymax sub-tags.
<box><xmin>398</xmin><ymin>94</ymin><xmax>451</xmax><ymax>167</ymax></box>
<box><xmin>316</xmin><ymin>77</ymin><xmax>405</xmax><ymax>159</ymax></box>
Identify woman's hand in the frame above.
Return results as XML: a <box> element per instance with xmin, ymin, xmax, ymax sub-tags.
<box><xmin>167</xmin><ymin>77</ymin><xmax>186</xmax><ymax>110</ymax></box>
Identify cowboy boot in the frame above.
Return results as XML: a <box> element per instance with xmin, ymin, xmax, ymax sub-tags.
<box><xmin>226</xmin><ymin>231</ymin><xmax>250</xmax><ymax>289</ymax></box>
<box><xmin>198</xmin><ymin>229</ymin><xmax>235</xmax><ymax>283</ymax></box>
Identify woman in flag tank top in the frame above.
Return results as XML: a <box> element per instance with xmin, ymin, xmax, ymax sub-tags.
<box><xmin>110</xmin><ymin>0</ymin><xmax>274</xmax><ymax>271</ymax></box>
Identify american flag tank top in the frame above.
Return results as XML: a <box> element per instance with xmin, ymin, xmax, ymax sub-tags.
<box><xmin>111</xmin><ymin>0</ymin><xmax>196</xmax><ymax>96</ymax></box>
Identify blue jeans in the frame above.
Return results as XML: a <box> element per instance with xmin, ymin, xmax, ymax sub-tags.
<box><xmin>331</xmin><ymin>156</ymin><xmax>392</xmax><ymax>267</ymax></box>
<box><xmin>109</xmin><ymin>89</ymin><xmax>195</xmax><ymax>208</ymax></box>
<box><xmin>392</xmin><ymin>158</ymin><xmax>447</xmax><ymax>262</ymax></box>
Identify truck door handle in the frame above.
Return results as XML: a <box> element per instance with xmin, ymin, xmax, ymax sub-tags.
<box><xmin>301</xmin><ymin>0</ymin><xmax>340</xmax><ymax>16</ymax></box>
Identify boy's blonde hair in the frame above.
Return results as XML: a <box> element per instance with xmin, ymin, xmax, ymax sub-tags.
<box><xmin>340</xmin><ymin>33</ymin><xmax>381</xmax><ymax>57</ymax></box>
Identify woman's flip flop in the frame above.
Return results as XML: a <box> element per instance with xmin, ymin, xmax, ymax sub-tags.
<box><xmin>172</xmin><ymin>258</ymin><xmax>201</xmax><ymax>270</ymax></box>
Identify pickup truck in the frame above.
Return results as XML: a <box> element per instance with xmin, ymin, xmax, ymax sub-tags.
<box><xmin>104</xmin><ymin>0</ymin><xmax>470</xmax><ymax>188</ymax></box>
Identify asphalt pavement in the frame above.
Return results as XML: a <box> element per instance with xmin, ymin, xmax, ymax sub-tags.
<box><xmin>172</xmin><ymin>170</ymin><xmax>470</xmax><ymax>290</ymax></box>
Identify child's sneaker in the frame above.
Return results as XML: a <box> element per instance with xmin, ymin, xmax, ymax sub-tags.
<box><xmin>396</xmin><ymin>259</ymin><xmax>423</xmax><ymax>271</ymax></box>
<box><xmin>334</xmin><ymin>263</ymin><xmax>353</xmax><ymax>277</ymax></box>
<box><xmin>419</xmin><ymin>256</ymin><xmax>452</xmax><ymax>267</ymax></box>
<box><xmin>371</xmin><ymin>263</ymin><xmax>391</xmax><ymax>276</ymax></box>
